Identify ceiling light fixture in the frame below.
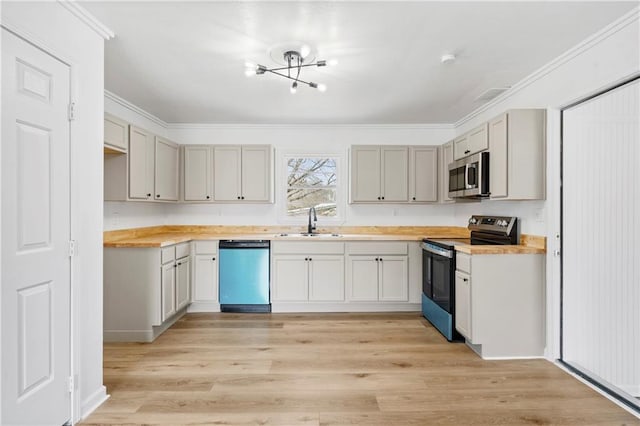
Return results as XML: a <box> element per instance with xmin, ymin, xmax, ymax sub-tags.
<box><xmin>441</xmin><ymin>53</ymin><xmax>456</xmax><ymax>64</ymax></box>
<box><xmin>245</xmin><ymin>49</ymin><xmax>334</xmax><ymax>94</ymax></box>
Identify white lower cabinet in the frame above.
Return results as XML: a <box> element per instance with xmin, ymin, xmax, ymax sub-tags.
<box><xmin>454</xmin><ymin>251</ymin><xmax>544</xmax><ymax>358</ymax></box>
<box><xmin>104</xmin><ymin>242</ymin><xmax>191</xmax><ymax>342</ymax></box>
<box><xmin>190</xmin><ymin>241</ymin><xmax>219</xmax><ymax>312</ymax></box>
<box><xmin>346</xmin><ymin>242</ymin><xmax>409</xmax><ymax>303</ymax></box>
<box><xmin>272</xmin><ymin>242</ymin><xmax>345</xmax><ymax>302</ymax></box>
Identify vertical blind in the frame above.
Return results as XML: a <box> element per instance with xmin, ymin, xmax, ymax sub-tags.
<box><xmin>562</xmin><ymin>78</ymin><xmax>640</xmax><ymax>401</ymax></box>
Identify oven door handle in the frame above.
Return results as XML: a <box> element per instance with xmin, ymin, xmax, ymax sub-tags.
<box><xmin>421</xmin><ymin>243</ymin><xmax>454</xmax><ymax>258</ymax></box>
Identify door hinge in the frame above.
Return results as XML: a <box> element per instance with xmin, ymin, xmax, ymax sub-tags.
<box><xmin>68</xmin><ymin>102</ymin><xmax>76</xmax><ymax>121</ymax></box>
<box><xmin>67</xmin><ymin>376</ymin><xmax>74</xmax><ymax>393</ymax></box>
<box><xmin>68</xmin><ymin>240</ymin><xmax>76</xmax><ymax>257</ymax></box>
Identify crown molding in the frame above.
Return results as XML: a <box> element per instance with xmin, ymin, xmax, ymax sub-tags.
<box><xmin>104</xmin><ymin>90</ymin><xmax>168</xmax><ymax>128</ymax></box>
<box><xmin>454</xmin><ymin>6</ymin><xmax>640</xmax><ymax>129</ymax></box>
<box><xmin>57</xmin><ymin>1</ymin><xmax>114</xmax><ymax>40</ymax></box>
<box><xmin>166</xmin><ymin>123</ymin><xmax>455</xmax><ymax>131</ymax></box>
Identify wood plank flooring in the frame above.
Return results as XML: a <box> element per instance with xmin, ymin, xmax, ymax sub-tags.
<box><xmin>82</xmin><ymin>313</ymin><xmax>639</xmax><ymax>425</ymax></box>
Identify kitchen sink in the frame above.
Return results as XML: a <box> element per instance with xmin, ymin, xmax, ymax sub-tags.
<box><xmin>276</xmin><ymin>233</ymin><xmax>342</xmax><ymax>238</ymax></box>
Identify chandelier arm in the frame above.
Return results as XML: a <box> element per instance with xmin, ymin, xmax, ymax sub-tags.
<box><xmin>263</xmin><ymin>62</ymin><xmax>325</xmax><ymax>72</ymax></box>
<box><xmin>265</xmin><ymin>69</ymin><xmax>314</xmax><ymax>86</ymax></box>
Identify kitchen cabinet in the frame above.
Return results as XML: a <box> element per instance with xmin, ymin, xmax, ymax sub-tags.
<box><xmin>104</xmin><ymin>113</ymin><xmax>128</xmax><ymax>153</ymax></box>
<box><xmin>350</xmin><ymin>145</ymin><xmax>408</xmax><ymax>202</ymax></box>
<box><xmin>346</xmin><ymin>242</ymin><xmax>408</xmax><ymax>302</ymax></box>
<box><xmin>439</xmin><ymin>140</ymin><xmax>454</xmax><ymax>203</ymax></box>
<box><xmin>489</xmin><ymin>109</ymin><xmax>546</xmax><ymax>200</ymax></box>
<box><xmin>409</xmin><ymin>146</ymin><xmax>438</xmax><ymax>203</ymax></box>
<box><xmin>104</xmin><ymin>115</ymin><xmax>180</xmax><ymax>203</ymax></box>
<box><xmin>214</xmin><ymin>145</ymin><xmax>273</xmax><ymax>202</ymax></box>
<box><xmin>128</xmin><ymin>125</ymin><xmax>155</xmax><ymax>200</ymax></box>
<box><xmin>453</xmin><ymin>251</ymin><xmax>544</xmax><ymax>358</ymax></box>
<box><xmin>183</xmin><ymin>145</ymin><xmax>213</xmax><ymax>201</ymax></box>
<box><xmin>190</xmin><ymin>241</ymin><xmax>219</xmax><ymax>312</ymax></box>
<box><xmin>154</xmin><ymin>136</ymin><xmax>179</xmax><ymax>201</ymax></box>
<box><xmin>103</xmin><ymin>242</ymin><xmax>191</xmax><ymax>342</ymax></box>
<box><xmin>272</xmin><ymin>242</ymin><xmax>345</xmax><ymax>302</ymax></box>
<box><xmin>453</xmin><ymin>123</ymin><xmax>488</xmax><ymax>160</ymax></box>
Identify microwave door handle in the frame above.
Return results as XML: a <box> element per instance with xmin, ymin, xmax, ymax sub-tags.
<box><xmin>464</xmin><ymin>163</ymin><xmax>471</xmax><ymax>189</ymax></box>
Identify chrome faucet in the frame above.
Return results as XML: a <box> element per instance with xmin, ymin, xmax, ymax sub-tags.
<box><xmin>307</xmin><ymin>206</ymin><xmax>317</xmax><ymax>234</ymax></box>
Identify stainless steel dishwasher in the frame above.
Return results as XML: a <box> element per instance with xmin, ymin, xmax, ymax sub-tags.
<box><xmin>218</xmin><ymin>240</ymin><xmax>270</xmax><ymax>313</ymax></box>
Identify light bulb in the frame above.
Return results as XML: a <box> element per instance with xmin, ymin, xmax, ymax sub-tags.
<box><xmin>244</xmin><ymin>61</ymin><xmax>255</xmax><ymax>68</ymax></box>
<box><xmin>300</xmin><ymin>44</ymin><xmax>311</xmax><ymax>58</ymax></box>
<box><xmin>328</xmin><ymin>59</ymin><xmax>338</xmax><ymax>67</ymax></box>
<box><xmin>290</xmin><ymin>81</ymin><xmax>298</xmax><ymax>94</ymax></box>
<box><xmin>245</xmin><ymin>68</ymin><xmax>256</xmax><ymax>77</ymax></box>
<box><xmin>317</xmin><ymin>83</ymin><xmax>327</xmax><ymax>92</ymax></box>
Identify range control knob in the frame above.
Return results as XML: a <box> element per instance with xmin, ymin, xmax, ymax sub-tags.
<box><xmin>469</xmin><ymin>217</ymin><xmax>478</xmax><ymax>225</ymax></box>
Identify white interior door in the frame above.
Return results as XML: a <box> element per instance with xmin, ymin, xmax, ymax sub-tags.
<box><xmin>1</xmin><ymin>29</ymin><xmax>72</xmax><ymax>425</ymax></box>
<box><xmin>562</xmin><ymin>78</ymin><xmax>640</xmax><ymax>405</ymax></box>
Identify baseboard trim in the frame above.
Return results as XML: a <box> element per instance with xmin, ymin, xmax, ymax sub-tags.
<box><xmin>104</xmin><ymin>308</ymin><xmax>188</xmax><ymax>342</ymax></box>
<box><xmin>187</xmin><ymin>301</ymin><xmax>221</xmax><ymax>313</ymax></box>
<box><xmin>81</xmin><ymin>385</ymin><xmax>109</xmax><ymax>421</ymax></box>
<box><xmin>271</xmin><ymin>302</ymin><xmax>421</xmax><ymax>313</ymax></box>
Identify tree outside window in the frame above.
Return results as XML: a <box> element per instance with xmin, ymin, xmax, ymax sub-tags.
<box><xmin>286</xmin><ymin>157</ymin><xmax>337</xmax><ymax>217</ymax></box>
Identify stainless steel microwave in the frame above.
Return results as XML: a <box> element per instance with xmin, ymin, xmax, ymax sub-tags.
<box><xmin>448</xmin><ymin>151</ymin><xmax>490</xmax><ymax>198</ymax></box>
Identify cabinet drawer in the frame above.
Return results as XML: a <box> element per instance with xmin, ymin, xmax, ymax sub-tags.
<box><xmin>161</xmin><ymin>246</ymin><xmax>175</xmax><ymax>264</ymax></box>
<box><xmin>272</xmin><ymin>241</ymin><xmax>344</xmax><ymax>255</ymax></box>
<box><xmin>347</xmin><ymin>242</ymin><xmax>408</xmax><ymax>255</ymax></box>
<box><xmin>194</xmin><ymin>241</ymin><xmax>218</xmax><ymax>255</ymax></box>
<box><xmin>456</xmin><ymin>252</ymin><xmax>471</xmax><ymax>273</ymax></box>
<box><xmin>176</xmin><ymin>242</ymin><xmax>190</xmax><ymax>259</ymax></box>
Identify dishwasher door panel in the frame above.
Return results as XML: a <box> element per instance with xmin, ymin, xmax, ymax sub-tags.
<box><xmin>219</xmin><ymin>248</ymin><xmax>270</xmax><ymax>305</ymax></box>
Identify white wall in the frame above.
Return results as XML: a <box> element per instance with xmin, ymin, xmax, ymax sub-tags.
<box><xmin>1</xmin><ymin>1</ymin><xmax>109</xmax><ymax>421</ymax></box>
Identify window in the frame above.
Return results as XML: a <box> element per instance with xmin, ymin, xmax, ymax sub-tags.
<box><xmin>286</xmin><ymin>157</ymin><xmax>337</xmax><ymax>217</ymax></box>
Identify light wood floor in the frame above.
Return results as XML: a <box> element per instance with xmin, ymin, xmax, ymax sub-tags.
<box><xmin>83</xmin><ymin>313</ymin><xmax>639</xmax><ymax>425</ymax></box>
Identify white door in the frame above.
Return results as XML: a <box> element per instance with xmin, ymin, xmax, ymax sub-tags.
<box><xmin>241</xmin><ymin>145</ymin><xmax>271</xmax><ymax>201</ymax></box>
<box><xmin>154</xmin><ymin>136</ymin><xmax>179</xmax><ymax>201</ymax></box>
<box><xmin>1</xmin><ymin>29</ymin><xmax>71</xmax><ymax>425</ymax></box>
<box><xmin>378</xmin><ymin>256</ymin><xmax>408</xmax><ymax>301</ymax></box>
<box><xmin>308</xmin><ymin>256</ymin><xmax>345</xmax><ymax>302</ymax></box>
<box><xmin>350</xmin><ymin>146</ymin><xmax>381</xmax><ymax>202</ymax></box>
<box><xmin>184</xmin><ymin>145</ymin><xmax>212</xmax><ymax>201</ymax></box>
<box><xmin>213</xmin><ymin>145</ymin><xmax>241</xmax><ymax>201</ymax></box>
<box><xmin>381</xmin><ymin>146</ymin><xmax>408</xmax><ymax>202</ymax></box>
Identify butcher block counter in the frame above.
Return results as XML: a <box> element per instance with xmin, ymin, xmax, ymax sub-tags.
<box><xmin>103</xmin><ymin>225</ymin><xmax>546</xmax><ymax>254</ymax></box>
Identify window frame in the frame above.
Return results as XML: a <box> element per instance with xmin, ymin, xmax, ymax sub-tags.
<box><xmin>277</xmin><ymin>148</ymin><xmax>345</xmax><ymax>225</ymax></box>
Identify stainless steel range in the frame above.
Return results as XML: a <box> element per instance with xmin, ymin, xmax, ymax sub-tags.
<box><xmin>421</xmin><ymin>215</ymin><xmax>519</xmax><ymax>341</ymax></box>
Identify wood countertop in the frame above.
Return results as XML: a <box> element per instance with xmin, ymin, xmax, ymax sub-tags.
<box><xmin>104</xmin><ymin>225</ymin><xmax>546</xmax><ymax>254</ymax></box>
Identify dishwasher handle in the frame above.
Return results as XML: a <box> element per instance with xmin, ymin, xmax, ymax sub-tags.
<box><xmin>219</xmin><ymin>240</ymin><xmax>270</xmax><ymax>249</ymax></box>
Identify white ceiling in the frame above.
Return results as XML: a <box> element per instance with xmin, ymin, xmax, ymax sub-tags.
<box><xmin>82</xmin><ymin>1</ymin><xmax>636</xmax><ymax>124</ymax></box>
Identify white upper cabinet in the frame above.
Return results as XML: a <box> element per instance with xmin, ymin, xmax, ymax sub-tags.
<box><xmin>439</xmin><ymin>141</ymin><xmax>454</xmax><ymax>203</ymax></box>
<box><xmin>409</xmin><ymin>146</ymin><xmax>438</xmax><ymax>203</ymax></box>
<box><xmin>214</xmin><ymin>145</ymin><xmax>272</xmax><ymax>202</ymax></box>
<box><xmin>453</xmin><ymin>123</ymin><xmax>488</xmax><ymax>160</ymax></box>
<box><xmin>350</xmin><ymin>145</ymin><xmax>408</xmax><ymax>202</ymax></box>
<box><xmin>128</xmin><ymin>125</ymin><xmax>155</xmax><ymax>200</ymax></box>
<box><xmin>183</xmin><ymin>145</ymin><xmax>213</xmax><ymax>201</ymax></box>
<box><xmin>104</xmin><ymin>113</ymin><xmax>128</xmax><ymax>152</ymax></box>
<box><xmin>154</xmin><ymin>136</ymin><xmax>179</xmax><ymax>201</ymax></box>
<box><xmin>489</xmin><ymin>109</ymin><xmax>546</xmax><ymax>200</ymax></box>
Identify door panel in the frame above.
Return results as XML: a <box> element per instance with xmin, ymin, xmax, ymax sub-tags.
<box><xmin>128</xmin><ymin>126</ymin><xmax>153</xmax><ymax>200</ymax></box>
<box><xmin>381</xmin><ymin>146</ymin><xmax>408</xmax><ymax>202</ymax></box>
<box><xmin>2</xmin><ymin>29</ymin><xmax>71</xmax><ymax>425</ymax></box>
<box><xmin>154</xmin><ymin>137</ymin><xmax>179</xmax><ymax>201</ymax></box>
<box><xmin>379</xmin><ymin>257</ymin><xmax>408</xmax><ymax>301</ymax></box>
<box><xmin>241</xmin><ymin>146</ymin><xmax>271</xmax><ymax>201</ymax></box>
<box><xmin>348</xmin><ymin>257</ymin><xmax>378</xmax><ymax>301</ymax></box>
<box><xmin>309</xmin><ymin>256</ymin><xmax>344</xmax><ymax>301</ymax></box>
<box><xmin>184</xmin><ymin>146</ymin><xmax>212</xmax><ymax>201</ymax></box>
<box><xmin>214</xmin><ymin>145</ymin><xmax>241</xmax><ymax>201</ymax></box>
<box><xmin>350</xmin><ymin>146</ymin><xmax>380</xmax><ymax>202</ymax></box>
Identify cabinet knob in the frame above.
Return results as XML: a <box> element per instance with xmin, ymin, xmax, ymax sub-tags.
<box><xmin>377</xmin><ymin>197</ymin><xmax>381</xmax><ymax>200</ymax></box>
<box><xmin>147</xmin><ymin>193</ymin><xmax>151</xmax><ymax>197</ymax></box>
<box><xmin>237</xmin><ymin>196</ymin><xmax>241</xmax><ymax>200</ymax></box>
<box><xmin>305</xmin><ymin>257</ymin><xmax>308</xmax><ymax>261</ymax></box>
<box><xmin>156</xmin><ymin>194</ymin><xmax>160</xmax><ymax>198</ymax></box>
<box><xmin>412</xmin><ymin>197</ymin><xmax>416</xmax><ymax>201</ymax></box>
<box><xmin>381</xmin><ymin>196</ymin><xmax>385</xmax><ymax>200</ymax></box>
<box><xmin>463</xmin><ymin>278</ymin><xmax>468</xmax><ymax>282</ymax></box>
<box><xmin>241</xmin><ymin>196</ymin><xmax>245</xmax><ymax>200</ymax></box>
<box><xmin>308</xmin><ymin>258</ymin><xmax>312</xmax><ymax>261</ymax></box>
<box><xmin>212</xmin><ymin>257</ymin><xmax>216</xmax><ymax>261</ymax></box>
<box><xmin>206</xmin><ymin>196</ymin><xmax>210</xmax><ymax>199</ymax></box>
<box><xmin>375</xmin><ymin>258</ymin><xmax>379</xmax><ymax>261</ymax></box>
<box><xmin>464</xmin><ymin>150</ymin><xmax>470</xmax><ymax>154</ymax></box>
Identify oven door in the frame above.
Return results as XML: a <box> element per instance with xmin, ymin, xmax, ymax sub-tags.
<box><xmin>448</xmin><ymin>164</ymin><xmax>466</xmax><ymax>198</ymax></box>
<box><xmin>422</xmin><ymin>244</ymin><xmax>454</xmax><ymax>313</ymax></box>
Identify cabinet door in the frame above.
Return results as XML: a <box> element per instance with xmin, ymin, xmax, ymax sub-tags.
<box><xmin>440</xmin><ymin>141</ymin><xmax>454</xmax><ymax>202</ymax></box>
<box><xmin>155</xmin><ymin>136</ymin><xmax>179</xmax><ymax>201</ymax></box>
<box><xmin>379</xmin><ymin>256</ymin><xmax>408</xmax><ymax>301</ymax></box>
<box><xmin>161</xmin><ymin>262</ymin><xmax>176</xmax><ymax>322</ymax></box>
<box><xmin>241</xmin><ymin>145</ymin><xmax>272</xmax><ymax>202</ymax></box>
<box><xmin>104</xmin><ymin>114</ymin><xmax>128</xmax><ymax>152</ymax></box>
<box><xmin>175</xmin><ymin>257</ymin><xmax>190</xmax><ymax>311</ymax></box>
<box><xmin>184</xmin><ymin>145</ymin><xmax>213</xmax><ymax>201</ymax></box>
<box><xmin>350</xmin><ymin>146</ymin><xmax>381</xmax><ymax>202</ymax></box>
<box><xmin>308</xmin><ymin>255</ymin><xmax>345</xmax><ymax>301</ymax></box>
<box><xmin>453</xmin><ymin>133</ymin><xmax>468</xmax><ymax>160</ymax></box>
<box><xmin>455</xmin><ymin>270</ymin><xmax>472</xmax><ymax>340</ymax></box>
<box><xmin>347</xmin><ymin>256</ymin><xmax>379</xmax><ymax>301</ymax></box>
<box><xmin>128</xmin><ymin>125</ymin><xmax>154</xmax><ymax>200</ymax></box>
<box><xmin>409</xmin><ymin>146</ymin><xmax>437</xmax><ymax>202</ymax></box>
<box><xmin>193</xmin><ymin>254</ymin><xmax>218</xmax><ymax>302</ymax></box>
<box><xmin>272</xmin><ymin>255</ymin><xmax>308</xmax><ymax>301</ymax></box>
<box><xmin>381</xmin><ymin>146</ymin><xmax>408</xmax><ymax>202</ymax></box>
<box><xmin>467</xmin><ymin>123</ymin><xmax>489</xmax><ymax>156</ymax></box>
<box><xmin>214</xmin><ymin>145</ymin><xmax>242</xmax><ymax>201</ymax></box>
<box><xmin>489</xmin><ymin>113</ymin><xmax>508</xmax><ymax>199</ymax></box>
